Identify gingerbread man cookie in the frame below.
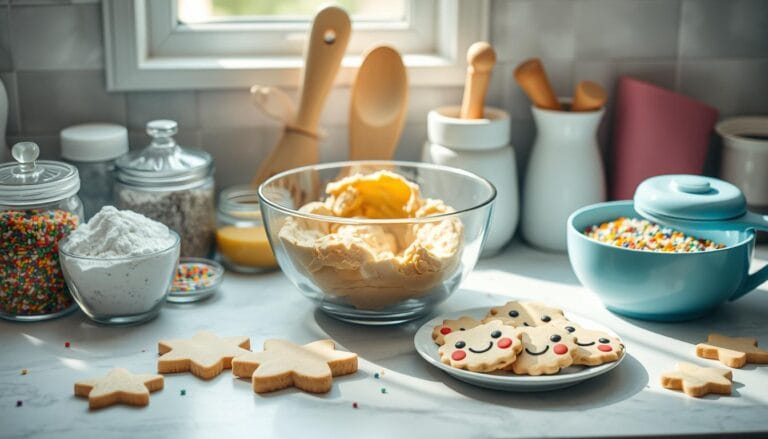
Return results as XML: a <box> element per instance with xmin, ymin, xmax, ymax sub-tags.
<box><xmin>695</xmin><ymin>333</ymin><xmax>768</xmax><ymax>368</ymax></box>
<box><xmin>432</xmin><ymin>316</ymin><xmax>482</xmax><ymax>346</ymax></box>
<box><xmin>661</xmin><ymin>362</ymin><xmax>733</xmax><ymax>398</ymax></box>
<box><xmin>75</xmin><ymin>368</ymin><xmax>164</xmax><ymax>410</ymax></box>
<box><xmin>551</xmin><ymin>320</ymin><xmax>625</xmax><ymax>366</ymax></box>
<box><xmin>509</xmin><ymin>323</ymin><xmax>577</xmax><ymax>375</ymax></box>
<box><xmin>232</xmin><ymin>339</ymin><xmax>358</xmax><ymax>394</ymax></box>
<box><xmin>438</xmin><ymin>320</ymin><xmax>522</xmax><ymax>372</ymax></box>
<box><xmin>483</xmin><ymin>300</ymin><xmax>564</xmax><ymax>328</ymax></box>
<box><xmin>158</xmin><ymin>331</ymin><xmax>251</xmax><ymax>380</ymax></box>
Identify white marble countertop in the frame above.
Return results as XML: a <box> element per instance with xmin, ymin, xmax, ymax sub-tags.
<box><xmin>2</xmin><ymin>241</ymin><xmax>767</xmax><ymax>439</ymax></box>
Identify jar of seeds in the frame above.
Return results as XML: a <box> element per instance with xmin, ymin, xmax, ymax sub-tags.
<box><xmin>115</xmin><ymin>120</ymin><xmax>214</xmax><ymax>258</ymax></box>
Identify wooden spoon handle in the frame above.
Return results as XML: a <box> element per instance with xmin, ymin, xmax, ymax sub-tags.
<box><xmin>461</xmin><ymin>42</ymin><xmax>497</xmax><ymax>119</ymax></box>
<box><xmin>294</xmin><ymin>6</ymin><xmax>351</xmax><ymax>132</ymax></box>
<box><xmin>572</xmin><ymin>80</ymin><xmax>607</xmax><ymax>112</ymax></box>
<box><xmin>513</xmin><ymin>58</ymin><xmax>561</xmax><ymax>111</ymax></box>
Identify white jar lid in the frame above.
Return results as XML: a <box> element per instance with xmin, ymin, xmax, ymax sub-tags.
<box><xmin>60</xmin><ymin>123</ymin><xmax>129</xmax><ymax>162</ymax></box>
<box><xmin>427</xmin><ymin>106</ymin><xmax>510</xmax><ymax>150</ymax></box>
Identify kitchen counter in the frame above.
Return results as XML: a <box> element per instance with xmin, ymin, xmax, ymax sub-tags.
<box><xmin>2</xmin><ymin>241</ymin><xmax>767</xmax><ymax>438</ymax></box>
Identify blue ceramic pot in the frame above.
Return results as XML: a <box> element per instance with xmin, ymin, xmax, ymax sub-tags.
<box><xmin>567</xmin><ymin>200</ymin><xmax>768</xmax><ymax>321</ymax></box>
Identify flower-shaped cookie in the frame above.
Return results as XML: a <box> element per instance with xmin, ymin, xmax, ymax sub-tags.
<box><xmin>551</xmin><ymin>320</ymin><xmax>625</xmax><ymax>366</ymax></box>
<box><xmin>438</xmin><ymin>320</ymin><xmax>522</xmax><ymax>372</ymax></box>
<box><xmin>483</xmin><ymin>300</ymin><xmax>564</xmax><ymax>328</ymax></box>
<box><xmin>509</xmin><ymin>323</ymin><xmax>577</xmax><ymax>375</ymax></box>
<box><xmin>431</xmin><ymin>316</ymin><xmax>482</xmax><ymax>345</ymax></box>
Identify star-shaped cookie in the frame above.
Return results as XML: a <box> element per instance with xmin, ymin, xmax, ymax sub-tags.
<box><xmin>232</xmin><ymin>339</ymin><xmax>358</xmax><ymax>393</ymax></box>
<box><xmin>158</xmin><ymin>331</ymin><xmax>251</xmax><ymax>380</ymax></box>
<box><xmin>660</xmin><ymin>362</ymin><xmax>733</xmax><ymax>398</ymax></box>
<box><xmin>695</xmin><ymin>333</ymin><xmax>768</xmax><ymax>368</ymax></box>
<box><xmin>74</xmin><ymin>368</ymin><xmax>164</xmax><ymax>410</ymax></box>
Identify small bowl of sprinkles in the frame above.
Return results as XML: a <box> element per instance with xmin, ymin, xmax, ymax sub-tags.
<box><xmin>168</xmin><ymin>258</ymin><xmax>224</xmax><ymax>303</ymax></box>
<box><xmin>583</xmin><ymin>217</ymin><xmax>725</xmax><ymax>253</ymax></box>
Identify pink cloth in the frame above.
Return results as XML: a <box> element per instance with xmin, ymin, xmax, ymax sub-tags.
<box><xmin>610</xmin><ymin>77</ymin><xmax>718</xmax><ymax>200</ymax></box>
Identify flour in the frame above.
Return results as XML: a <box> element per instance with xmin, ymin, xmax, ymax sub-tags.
<box><xmin>60</xmin><ymin>206</ymin><xmax>180</xmax><ymax>322</ymax></box>
<box><xmin>63</xmin><ymin>206</ymin><xmax>176</xmax><ymax>257</ymax></box>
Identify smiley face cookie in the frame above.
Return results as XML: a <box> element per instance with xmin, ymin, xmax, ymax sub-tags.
<box><xmin>552</xmin><ymin>320</ymin><xmax>625</xmax><ymax>366</ymax></box>
<box><xmin>438</xmin><ymin>320</ymin><xmax>522</xmax><ymax>372</ymax></box>
<box><xmin>509</xmin><ymin>323</ymin><xmax>577</xmax><ymax>375</ymax></box>
<box><xmin>483</xmin><ymin>301</ymin><xmax>564</xmax><ymax>328</ymax></box>
<box><xmin>432</xmin><ymin>316</ymin><xmax>482</xmax><ymax>346</ymax></box>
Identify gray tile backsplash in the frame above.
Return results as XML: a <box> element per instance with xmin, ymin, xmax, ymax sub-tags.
<box><xmin>0</xmin><ymin>0</ymin><xmax>766</xmax><ymax>188</ymax></box>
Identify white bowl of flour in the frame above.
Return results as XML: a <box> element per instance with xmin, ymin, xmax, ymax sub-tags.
<box><xmin>59</xmin><ymin>206</ymin><xmax>180</xmax><ymax>325</ymax></box>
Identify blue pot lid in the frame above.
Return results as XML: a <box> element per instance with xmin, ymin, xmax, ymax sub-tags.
<box><xmin>634</xmin><ymin>175</ymin><xmax>746</xmax><ymax>221</ymax></box>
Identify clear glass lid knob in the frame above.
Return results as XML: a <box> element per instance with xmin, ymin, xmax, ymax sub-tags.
<box><xmin>11</xmin><ymin>141</ymin><xmax>40</xmax><ymax>173</ymax></box>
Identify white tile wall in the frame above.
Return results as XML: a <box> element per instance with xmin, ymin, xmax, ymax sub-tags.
<box><xmin>0</xmin><ymin>0</ymin><xmax>767</xmax><ymax>187</ymax></box>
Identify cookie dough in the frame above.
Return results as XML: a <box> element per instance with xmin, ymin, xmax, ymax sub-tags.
<box><xmin>279</xmin><ymin>171</ymin><xmax>463</xmax><ymax>310</ymax></box>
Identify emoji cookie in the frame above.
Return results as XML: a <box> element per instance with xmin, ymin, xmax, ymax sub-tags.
<box><xmin>232</xmin><ymin>339</ymin><xmax>358</xmax><ymax>394</ymax></box>
<box><xmin>74</xmin><ymin>368</ymin><xmax>164</xmax><ymax>410</ymax></box>
<box><xmin>695</xmin><ymin>334</ymin><xmax>768</xmax><ymax>368</ymax></box>
<box><xmin>661</xmin><ymin>362</ymin><xmax>733</xmax><ymax>398</ymax></box>
<box><xmin>552</xmin><ymin>320</ymin><xmax>625</xmax><ymax>366</ymax></box>
<box><xmin>158</xmin><ymin>331</ymin><xmax>251</xmax><ymax>380</ymax></box>
<box><xmin>483</xmin><ymin>300</ymin><xmax>564</xmax><ymax>328</ymax></box>
<box><xmin>438</xmin><ymin>320</ymin><xmax>522</xmax><ymax>372</ymax></box>
<box><xmin>432</xmin><ymin>316</ymin><xmax>482</xmax><ymax>346</ymax></box>
<box><xmin>509</xmin><ymin>323</ymin><xmax>577</xmax><ymax>375</ymax></box>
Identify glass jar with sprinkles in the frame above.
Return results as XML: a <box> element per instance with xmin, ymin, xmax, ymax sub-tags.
<box><xmin>216</xmin><ymin>185</ymin><xmax>277</xmax><ymax>273</ymax></box>
<box><xmin>0</xmin><ymin>142</ymin><xmax>83</xmax><ymax>321</ymax></box>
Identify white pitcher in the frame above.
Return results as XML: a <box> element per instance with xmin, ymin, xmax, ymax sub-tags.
<box><xmin>522</xmin><ymin>102</ymin><xmax>606</xmax><ymax>252</ymax></box>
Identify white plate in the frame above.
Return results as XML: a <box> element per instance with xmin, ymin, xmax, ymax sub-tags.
<box><xmin>414</xmin><ymin>306</ymin><xmax>626</xmax><ymax>392</ymax></box>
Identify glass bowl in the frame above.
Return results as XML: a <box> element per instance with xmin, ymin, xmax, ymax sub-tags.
<box><xmin>59</xmin><ymin>231</ymin><xmax>180</xmax><ymax>325</ymax></box>
<box><xmin>258</xmin><ymin>161</ymin><xmax>496</xmax><ymax>325</ymax></box>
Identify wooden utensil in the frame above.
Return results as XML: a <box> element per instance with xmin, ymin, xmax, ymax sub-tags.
<box><xmin>349</xmin><ymin>45</ymin><xmax>408</xmax><ymax>161</ymax></box>
<box><xmin>460</xmin><ymin>42</ymin><xmax>496</xmax><ymax>119</ymax></box>
<box><xmin>250</xmin><ymin>85</ymin><xmax>296</xmax><ymax>123</ymax></box>
<box><xmin>513</xmin><ymin>58</ymin><xmax>561</xmax><ymax>111</ymax></box>
<box><xmin>252</xmin><ymin>6</ymin><xmax>351</xmax><ymax>186</ymax></box>
<box><xmin>572</xmin><ymin>80</ymin><xmax>607</xmax><ymax>112</ymax></box>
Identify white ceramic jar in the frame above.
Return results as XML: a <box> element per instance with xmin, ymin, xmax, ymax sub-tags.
<box><xmin>522</xmin><ymin>102</ymin><xmax>606</xmax><ymax>252</ymax></box>
<box><xmin>423</xmin><ymin>105</ymin><xmax>518</xmax><ymax>256</ymax></box>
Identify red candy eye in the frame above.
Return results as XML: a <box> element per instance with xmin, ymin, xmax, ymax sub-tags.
<box><xmin>451</xmin><ymin>350</ymin><xmax>466</xmax><ymax>361</ymax></box>
<box><xmin>497</xmin><ymin>338</ymin><xmax>512</xmax><ymax>349</ymax></box>
<box><xmin>440</xmin><ymin>327</ymin><xmax>452</xmax><ymax>335</ymax></box>
<box><xmin>553</xmin><ymin>344</ymin><xmax>568</xmax><ymax>355</ymax></box>
<box><xmin>598</xmin><ymin>344</ymin><xmax>613</xmax><ymax>352</ymax></box>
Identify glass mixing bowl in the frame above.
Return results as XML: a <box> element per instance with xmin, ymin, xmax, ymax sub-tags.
<box><xmin>258</xmin><ymin>161</ymin><xmax>496</xmax><ymax>325</ymax></box>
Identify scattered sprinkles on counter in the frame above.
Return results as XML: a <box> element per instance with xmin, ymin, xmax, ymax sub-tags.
<box><xmin>65</xmin><ymin>341</ymin><xmax>71</xmax><ymax>348</ymax></box>
<box><xmin>0</xmin><ymin>210</ymin><xmax>80</xmax><ymax>317</ymax></box>
<box><xmin>16</xmin><ymin>400</ymin><xmax>22</xmax><ymax>407</ymax></box>
<box><xmin>180</xmin><ymin>389</ymin><xmax>186</xmax><ymax>396</ymax></box>
<box><xmin>584</xmin><ymin>217</ymin><xmax>725</xmax><ymax>253</ymax></box>
<box><xmin>374</xmin><ymin>372</ymin><xmax>380</xmax><ymax>379</ymax></box>
<box><xmin>172</xmin><ymin>262</ymin><xmax>217</xmax><ymax>292</ymax></box>
<box><xmin>380</xmin><ymin>387</ymin><xmax>387</xmax><ymax>394</ymax></box>
<box><xmin>20</xmin><ymin>369</ymin><xmax>28</xmax><ymax>375</ymax></box>
<box><xmin>352</xmin><ymin>402</ymin><xmax>358</xmax><ymax>409</ymax></box>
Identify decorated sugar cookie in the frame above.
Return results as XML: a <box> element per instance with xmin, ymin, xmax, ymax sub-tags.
<box><xmin>483</xmin><ymin>300</ymin><xmax>564</xmax><ymax>328</ymax></box>
<box><xmin>551</xmin><ymin>320</ymin><xmax>625</xmax><ymax>366</ymax></box>
<box><xmin>509</xmin><ymin>323</ymin><xmax>577</xmax><ymax>376</ymax></box>
<box><xmin>438</xmin><ymin>320</ymin><xmax>522</xmax><ymax>372</ymax></box>
<box><xmin>432</xmin><ymin>316</ymin><xmax>482</xmax><ymax>346</ymax></box>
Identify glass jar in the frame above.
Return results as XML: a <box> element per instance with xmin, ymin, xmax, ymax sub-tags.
<box><xmin>60</xmin><ymin>123</ymin><xmax>128</xmax><ymax>220</ymax></box>
<box><xmin>216</xmin><ymin>185</ymin><xmax>277</xmax><ymax>272</ymax></box>
<box><xmin>115</xmin><ymin>120</ymin><xmax>215</xmax><ymax>258</ymax></box>
<box><xmin>0</xmin><ymin>142</ymin><xmax>83</xmax><ymax>321</ymax></box>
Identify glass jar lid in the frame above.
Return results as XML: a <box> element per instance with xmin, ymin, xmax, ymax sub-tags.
<box><xmin>0</xmin><ymin>142</ymin><xmax>80</xmax><ymax>206</ymax></box>
<box><xmin>115</xmin><ymin>120</ymin><xmax>213</xmax><ymax>187</ymax></box>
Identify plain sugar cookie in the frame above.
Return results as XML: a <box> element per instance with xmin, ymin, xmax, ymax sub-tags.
<box><xmin>695</xmin><ymin>334</ymin><xmax>768</xmax><ymax>368</ymax></box>
<box><xmin>74</xmin><ymin>368</ymin><xmax>164</xmax><ymax>410</ymax></box>
<box><xmin>661</xmin><ymin>362</ymin><xmax>732</xmax><ymax>398</ymax></box>
<box><xmin>158</xmin><ymin>331</ymin><xmax>251</xmax><ymax>380</ymax></box>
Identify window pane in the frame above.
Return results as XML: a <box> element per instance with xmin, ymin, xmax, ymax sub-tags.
<box><xmin>178</xmin><ymin>0</ymin><xmax>408</xmax><ymax>24</ymax></box>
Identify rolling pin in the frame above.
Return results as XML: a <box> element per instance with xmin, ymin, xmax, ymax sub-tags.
<box><xmin>572</xmin><ymin>80</ymin><xmax>607</xmax><ymax>112</ymax></box>
<box><xmin>513</xmin><ymin>58</ymin><xmax>561</xmax><ymax>111</ymax></box>
<box><xmin>460</xmin><ymin>42</ymin><xmax>497</xmax><ymax>119</ymax></box>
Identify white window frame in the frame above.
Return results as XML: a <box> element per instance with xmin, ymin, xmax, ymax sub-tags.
<box><xmin>103</xmin><ymin>0</ymin><xmax>489</xmax><ymax>91</ymax></box>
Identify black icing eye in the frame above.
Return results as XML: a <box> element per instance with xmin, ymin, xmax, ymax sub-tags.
<box><xmin>455</xmin><ymin>341</ymin><xmax>466</xmax><ymax>349</ymax></box>
<box><xmin>565</xmin><ymin>326</ymin><xmax>576</xmax><ymax>333</ymax></box>
<box><xmin>491</xmin><ymin>330</ymin><xmax>502</xmax><ymax>338</ymax></box>
<box><xmin>541</xmin><ymin>315</ymin><xmax>551</xmax><ymax>323</ymax></box>
<box><xmin>550</xmin><ymin>334</ymin><xmax>561</xmax><ymax>342</ymax></box>
<box><xmin>459</xmin><ymin>328</ymin><xmax>466</xmax><ymax>331</ymax></box>
<box><xmin>508</xmin><ymin>310</ymin><xmax>519</xmax><ymax>318</ymax></box>
<box><xmin>599</xmin><ymin>338</ymin><xmax>610</xmax><ymax>344</ymax></box>
<box><xmin>523</xmin><ymin>322</ymin><xmax>531</xmax><ymax>327</ymax></box>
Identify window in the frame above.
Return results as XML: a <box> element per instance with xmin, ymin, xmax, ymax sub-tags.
<box><xmin>103</xmin><ymin>0</ymin><xmax>489</xmax><ymax>91</ymax></box>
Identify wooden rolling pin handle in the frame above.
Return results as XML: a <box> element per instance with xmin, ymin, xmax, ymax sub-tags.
<box><xmin>513</xmin><ymin>58</ymin><xmax>561</xmax><ymax>111</ymax></box>
<box><xmin>461</xmin><ymin>42</ymin><xmax>497</xmax><ymax>119</ymax></box>
<box><xmin>572</xmin><ymin>80</ymin><xmax>607</xmax><ymax>112</ymax></box>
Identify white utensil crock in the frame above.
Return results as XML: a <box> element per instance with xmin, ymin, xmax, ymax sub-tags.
<box><xmin>423</xmin><ymin>106</ymin><xmax>518</xmax><ymax>256</ymax></box>
<box><xmin>522</xmin><ymin>103</ymin><xmax>606</xmax><ymax>252</ymax></box>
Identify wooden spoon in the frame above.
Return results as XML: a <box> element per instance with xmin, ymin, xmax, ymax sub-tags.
<box><xmin>572</xmin><ymin>80</ymin><xmax>607</xmax><ymax>112</ymax></box>
<box><xmin>513</xmin><ymin>58</ymin><xmax>561</xmax><ymax>111</ymax></box>
<box><xmin>252</xmin><ymin>6</ymin><xmax>351</xmax><ymax>186</ymax></box>
<box><xmin>348</xmin><ymin>45</ymin><xmax>408</xmax><ymax>161</ymax></box>
<box><xmin>460</xmin><ymin>42</ymin><xmax>496</xmax><ymax>119</ymax></box>
<box><xmin>250</xmin><ymin>85</ymin><xmax>295</xmax><ymax>123</ymax></box>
